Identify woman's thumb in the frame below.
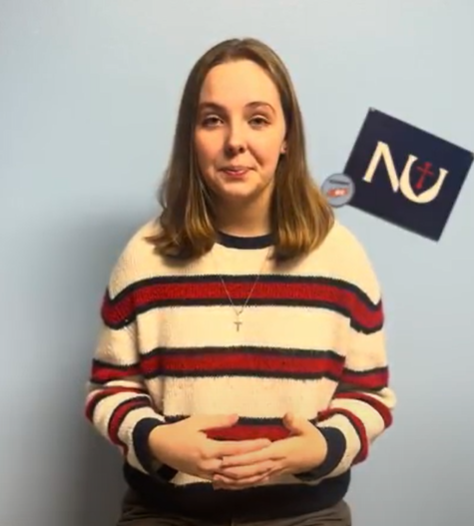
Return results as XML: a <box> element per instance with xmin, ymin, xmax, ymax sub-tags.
<box><xmin>283</xmin><ymin>412</ymin><xmax>305</xmax><ymax>434</ymax></box>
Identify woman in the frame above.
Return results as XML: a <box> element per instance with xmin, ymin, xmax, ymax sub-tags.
<box><xmin>85</xmin><ymin>37</ymin><xmax>396</xmax><ymax>525</ymax></box>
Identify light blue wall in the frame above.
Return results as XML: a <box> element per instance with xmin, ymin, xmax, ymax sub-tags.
<box><xmin>2</xmin><ymin>1</ymin><xmax>473</xmax><ymax>525</ymax></box>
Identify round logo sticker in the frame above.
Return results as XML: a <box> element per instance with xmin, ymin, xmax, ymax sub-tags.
<box><xmin>321</xmin><ymin>173</ymin><xmax>355</xmax><ymax>207</ymax></box>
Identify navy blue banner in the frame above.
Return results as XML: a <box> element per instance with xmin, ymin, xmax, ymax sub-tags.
<box><xmin>344</xmin><ymin>109</ymin><xmax>473</xmax><ymax>240</ymax></box>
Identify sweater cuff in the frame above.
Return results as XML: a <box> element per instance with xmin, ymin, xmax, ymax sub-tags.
<box><xmin>132</xmin><ymin>417</ymin><xmax>164</xmax><ymax>474</ymax></box>
<box><xmin>295</xmin><ymin>426</ymin><xmax>346</xmax><ymax>481</ymax></box>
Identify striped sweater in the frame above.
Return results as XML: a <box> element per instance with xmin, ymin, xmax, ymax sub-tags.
<box><xmin>85</xmin><ymin>218</ymin><xmax>396</xmax><ymax>520</ymax></box>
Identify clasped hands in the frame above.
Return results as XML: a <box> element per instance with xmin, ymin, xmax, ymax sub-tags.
<box><xmin>148</xmin><ymin>412</ymin><xmax>328</xmax><ymax>490</ymax></box>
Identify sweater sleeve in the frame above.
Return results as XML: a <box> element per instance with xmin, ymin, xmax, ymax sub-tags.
<box><xmin>297</xmin><ymin>240</ymin><xmax>396</xmax><ymax>482</ymax></box>
<box><xmin>84</xmin><ymin>245</ymin><xmax>165</xmax><ymax>476</ymax></box>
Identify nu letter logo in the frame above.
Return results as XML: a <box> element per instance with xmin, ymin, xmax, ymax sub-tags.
<box><xmin>362</xmin><ymin>141</ymin><xmax>449</xmax><ymax>204</ymax></box>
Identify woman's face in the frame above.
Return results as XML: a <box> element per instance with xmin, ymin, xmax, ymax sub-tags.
<box><xmin>194</xmin><ymin>59</ymin><xmax>287</xmax><ymax>209</ymax></box>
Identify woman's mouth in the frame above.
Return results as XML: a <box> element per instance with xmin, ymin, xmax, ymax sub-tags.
<box><xmin>221</xmin><ymin>166</ymin><xmax>249</xmax><ymax>178</ymax></box>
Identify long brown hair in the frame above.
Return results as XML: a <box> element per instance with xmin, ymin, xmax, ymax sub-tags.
<box><xmin>148</xmin><ymin>37</ymin><xmax>334</xmax><ymax>261</ymax></box>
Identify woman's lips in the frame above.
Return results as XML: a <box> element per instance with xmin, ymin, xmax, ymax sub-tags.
<box><xmin>221</xmin><ymin>167</ymin><xmax>250</xmax><ymax>178</ymax></box>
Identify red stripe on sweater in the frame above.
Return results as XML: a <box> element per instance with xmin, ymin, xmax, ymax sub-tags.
<box><xmin>140</xmin><ymin>350</ymin><xmax>344</xmax><ymax>378</ymax></box>
<box><xmin>340</xmin><ymin>367</ymin><xmax>388</xmax><ymax>390</ymax></box>
<box><xmin>335</xmin><ymin>392</ymin><xmax>393</xmax><ymax>428</ymax></box>
<box><xmin>90</xmin><ymin>361</ymin><xmax>141</xmax><ymax>384</ymax></box>
<box><xmin>319</xmin><ymin>407</ymin><xmax>368</xmax><ymax>463</ymax></box>
<box><xmin>102</xmin><ymin>279</ymin><xmax>382</xmax><ymax>331</ymax></box>
<box><xmin>108</xmin><ymin>397</ymin><xmax>151</xmax><ymax>445</ymax></box>
<box><xmin>205</xmin><ymin>424</ymin><xmax>291</xmax><ymax>442</ymax></box>
<box><xmin>85</xmin><ymin>386</ymin><xmax>146</xmax><ymax>421</ymax></box>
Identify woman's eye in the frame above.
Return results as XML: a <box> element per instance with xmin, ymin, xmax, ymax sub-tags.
<box><xmin>200</xmin><ymin>115</ymin><xmax>269</xmax><ymax>128</ymax></box>
<box><xmin>201</xmin><ymin>116</ymin><xmax>222</xmax><ymax>127</ymax></box>
<box><xmin>250</xmin><ymin>116</ymin><xmax>269</xmax><ymax>127</ymax></box>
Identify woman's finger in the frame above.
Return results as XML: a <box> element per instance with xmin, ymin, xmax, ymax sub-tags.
<box><xmin>215</xmin><ymin>461</ymin><xmax>275</xmax><ymax>480</ymax></box>
<box><xmin>213</xmin><ymin>473</ymin><xmax>271</xmax><ymax>490</ymax></box>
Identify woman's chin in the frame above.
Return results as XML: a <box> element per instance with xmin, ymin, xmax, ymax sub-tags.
<box><xmin>214</xmin><ymin>184</ymin><xmax>257</xmax><ymax>201</ymax></box>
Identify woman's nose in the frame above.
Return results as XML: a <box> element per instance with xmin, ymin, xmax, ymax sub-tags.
<box><xmin>225</xmin><ymin>124</ymin><xmax>246</xmax><ymax>155</ymax></box>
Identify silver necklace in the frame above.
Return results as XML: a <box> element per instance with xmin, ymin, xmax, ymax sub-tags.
<box><xmin>215</xmin><ymin>250</ymin><xmax>270</xmax><ymax>332</ymax></box>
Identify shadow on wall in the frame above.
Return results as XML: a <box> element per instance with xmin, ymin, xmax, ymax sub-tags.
<box><xmin>57</xmin><ymin>215</ymin><xmax>148</xmax><ymax>526</ymax></box>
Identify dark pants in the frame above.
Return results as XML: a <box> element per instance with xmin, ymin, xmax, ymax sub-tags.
<box><xmin>116</xmin><ymin>489</ymin><xmax>352</xmax><ymax>526</ymax></box>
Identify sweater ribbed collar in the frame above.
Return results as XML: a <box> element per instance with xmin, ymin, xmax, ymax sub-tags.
<box><xmin>217</xmin><ymin>231</ymin><xmax>273</xmax><ymax>250</ymax></box>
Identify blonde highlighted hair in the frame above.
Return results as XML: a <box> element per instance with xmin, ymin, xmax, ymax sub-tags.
<box><xmin>148</xmin><ymin>37</ymin><xmax>334</xmax><ymax>261</ymax></box>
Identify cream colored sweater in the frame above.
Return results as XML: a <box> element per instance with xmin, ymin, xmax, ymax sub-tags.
<box><xmin>85</xmin><ymin>218</ymin><xmax>396</xmax><ymax>519</ymax></box>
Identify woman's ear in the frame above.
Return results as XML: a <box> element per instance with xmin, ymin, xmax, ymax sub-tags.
<box><xmin>280</xmin><ymin>141</ymin><xmax>287</xmax><ymax>154</ymax></box>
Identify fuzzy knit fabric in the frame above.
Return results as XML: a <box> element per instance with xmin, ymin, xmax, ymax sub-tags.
<box><xmin>85</xmin><ymin>218</ymin><xmax>396</xmax><ymax>520</ymax></box>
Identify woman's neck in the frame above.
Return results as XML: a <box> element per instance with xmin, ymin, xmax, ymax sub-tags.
<box><xmin>214</xmin><ymin>199</ymin><xmax>272</xmax><ymax>238</ymax></box>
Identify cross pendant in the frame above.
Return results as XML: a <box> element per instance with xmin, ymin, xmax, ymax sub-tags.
<box><xmin>234</xmin><ymin>319</ymin><xmax>242</xmax><ymax>332</ymax></box>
